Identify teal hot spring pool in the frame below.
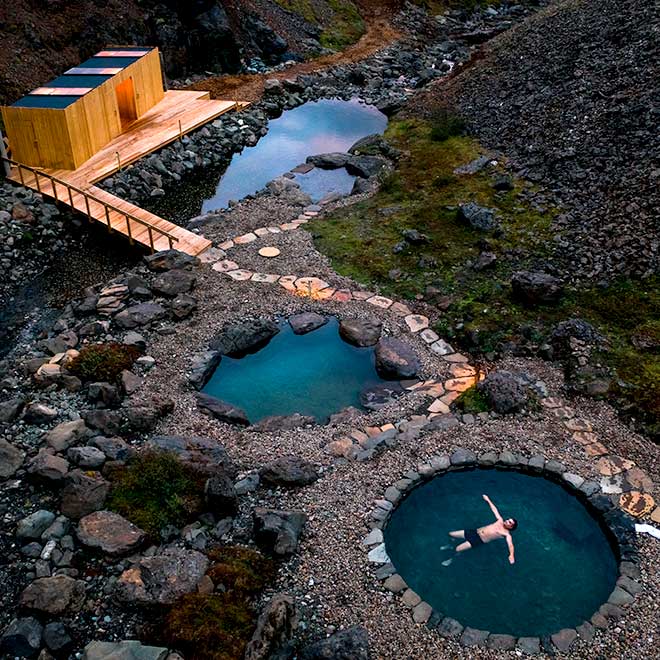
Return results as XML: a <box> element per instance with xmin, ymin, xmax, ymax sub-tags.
<box><xmin>384</xmin><ymin>469</ymin><xmax>619</xmax><ymax>637</ymax></box>
<box><xmin>201</xmin><ymin>318</ymin><xmax>386</xmax><ymax>422</ymax></box>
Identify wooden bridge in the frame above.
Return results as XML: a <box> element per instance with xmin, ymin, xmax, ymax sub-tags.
<box><xmin>4</xmin><ymin>90</ymin><xmax>249</xmax><ymax>256</ymax></box>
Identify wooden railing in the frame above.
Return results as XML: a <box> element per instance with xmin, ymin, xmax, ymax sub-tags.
<box><xmin>2</xmin><ymin>157</ymin><xmax>178</xmax><ymax>252</ymax></box>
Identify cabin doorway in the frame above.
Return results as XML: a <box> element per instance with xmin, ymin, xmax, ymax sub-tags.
<box><xmin>115</xmin><ymin>77</ymin><xmax>138</xmax><ymax>129</ymax></box>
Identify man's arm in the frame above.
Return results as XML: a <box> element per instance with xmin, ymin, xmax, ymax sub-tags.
<box><xmin>506</xmin><ymin>534</ymin><xmax>515</xmax><ymax>564</ymax></box>
<box><xmin>482</xmin><ymin>494</ymin><xmax>503</xmax><ymax>521</ymax></box>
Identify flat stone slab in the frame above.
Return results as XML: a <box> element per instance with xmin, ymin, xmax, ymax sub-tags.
<box><xmin>412</xmin><ymin>601</ymin><xmax>432</xmax><ymax>623</ymax></box>
<box><xmin>226</xmin><ymin>269</ymin><xmax>253</xmax><ymax>281</ymax></box>
<box><xmin>460</xmin><ymin>627</ymin><xmax>489</xmax><ymax>647</ymax></box>
<box><xmin>77</xmin><ymin>511</ymin><xmax>146</xmax><ymax>556</ymax></box>
<box><xmin>597</xmin><ymin>456</ymin><xmax>635</xmax><ymax>476</ymax></box>
<box><xmin>81</xmin><ymin>640</ymin><xmax>168</xmax><ymax>660</ymax></box>
<box><xmin>212</xmin><ymin>259</ymin><xmax>240</xmax><ymax>273</ymax></box>
<box><xmin>404</xmin><ymin>314</ymin><xmax>429</xmax><ymax>333</ymax></box>
<box><xmin>366</xmin><ymin>295</ymin><xmax>393</xmax><ymax>309</ymax></box>
<box><xmin>251</xmin><ymin>273</ymin><xmax>280</xmax><ymax>283</ymax></box>
<box><xmin>383</xmin><ymin>574</ymin><xmax>406</xmax><ymax>593</ymax></box>
<box><xmin>437</xmin><ymin>617</ymin><xmax>464</xmax><ymax>638</ymax></box>
<box><xmin>619</xmin><ymin>491</ymin><xmax>655</xmax><ymax>517</ymax></box>
<box><xmin>234</xmin><ymin>232</ymin><xmax>257</xmax><ymax>244</ymax></box>
<box><xmin>258</xmin><ymin>247</ymin><xmax>281</xmax><ymax>258</ymax></box>
<box><xmin>551</xmin><ymin>628</ymin><xmax>577</xmax><ymax>652</ymax></box>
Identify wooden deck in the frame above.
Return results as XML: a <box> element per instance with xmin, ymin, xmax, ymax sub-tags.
<box><xmin>8</xmin><ymin>90</ymin><xmax>249</xmax><ymax>256</ymax></box>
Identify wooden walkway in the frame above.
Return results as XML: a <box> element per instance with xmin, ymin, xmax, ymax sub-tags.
<box><xmin>7</xmin><ymin>90</ymin><xmax>248</xmax><ymax>256</ymax></box>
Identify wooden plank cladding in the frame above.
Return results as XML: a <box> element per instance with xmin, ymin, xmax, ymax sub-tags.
<box><xmin>1</xmin><ymin>47</ymin><xmax>164</xmax><ymax>170</ymax></box>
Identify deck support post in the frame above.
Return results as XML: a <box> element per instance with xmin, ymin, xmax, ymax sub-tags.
<box><xmin>0</xmin><ymin>130</ymin><xmax>10</xmax><ymax>178</ymax></box>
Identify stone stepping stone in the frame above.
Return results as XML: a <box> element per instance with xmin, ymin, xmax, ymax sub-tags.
<box><xmin>597</xmin><ymin>456</ymin><xmax>635</xmax><ymax>476</ymax></box>
<box><xmin>367</xmin><ymin>295</ymin><xmax>393</xmax><ymax>309</ymax></box>
<box><xmin>226</xmin><ymin>270</ymin><xmax>253</xmax><ymax>281</ymax></box>
<box><xmin>620</xmin><ymin>491</ymin><xmax>655</xmax><ymax>518</ymax></box>
<box><xmin>450</xmin><ymin>363</ymin><xmax>476</xmax><ymax>377</ymax></box>
<box><xmin>541</xmin><ymin>396</ymin><xmax>564</xmax><ymax>408</ymax></box>
<box><xmin>332</xmin><ymin>289</ymin><xmax>352</xmax><ymax>302</ymax></box>
<box><xmin>254</xmin><ymin>227</ymin><xmax>270</xmax><ymax>237</ymax></box>
<box><xmin>390</xmin><ymin>302</ymin><xmax>412</xmax><ymax>317</ymax></box>
<box><xmin>650</xmin><ymin>507</ymin><xmax>660</xmax><ymax>523</ymax></box>
<box><xmin>212</xmin><ymin>259</ymin><xmax>239</xmax><ymax>273</ymax></box>
<box><xmin>267</xmin><ymin>226</ymin><xmax>282</xmax><ymax>233</ymax></box>
<box><xmin>234</xmin><ymin>232</ymin><xmax>257</xmax><ymax>244</ymax></box>
<box><xmin>419</xmin><ymin>382</ymin><xmax>445</xmax><ymax>397</ymax></box>
<box><xmin>251</xmin><ymin>273</ymin><xmax>279</xmax><ymax>283</ymax></box>
<box><xmin>294</xmin><ymin>277</ymin><xmax>330</xmax><ymax>291</ymax></box>
<box><xmin>625</xmin><ymin>467</ymin><xmax>654</xmax><ymax>492</ymax></box>
<box><xmin>552</xmin><ymin>406</ymin><xmax>576</xmax><ymax>420</ymax></box>
<box><xmin>258</xmin><ymin>247</ymin><xmax>281</xmax><ymax>258</ymax></box>
<box><xmin>565</xmin><ymin>417</ymin><xmax>593</xmax><ymax>432</ymax></box>
<box><xmin>278</xmin><ymin>275</ymin><xmax>297</xmax><ymax>291</ymax></box>
<box><xmin>430</xmin><ymin>339</ymin><xmax>454</xmax><ymax>356</ymax></box>
<box><xmin>584</xmin><ymin>442</ymin><xmax>608</xmax><ymax>457</ymax></box>
<box><xmin>443</xmin><ymin>353</ymin><xmax>469</xmax><ymax>363</ymax></box>
<box><xmin>280</xmin><ymin>223</ymin><xmax>298</xmax><ymax>231</ymax></box>
<box><xmin>573</xmin><ymin>431</ymin><xmax>598</xmax><ymax>446</ymax></box>
<box><xmin>218</xmin><ymin>240</ymin><xmax>234</xmax><ymax>250</ymax></box>
<box><xmin>420</xmin><ymin>328</ymin><xmax>439</xmax><ymax>344</ymax></box>
<box><xmin>325</xmin><ymin>437</ymin><xmax>354</xmax><ymax>458</ymax></box>
<box><xmin>404</xmin><ymin>314</ymin><xmax>429</xmax><ymax>333</ymax></box>
<box><xmin>440</xmin><ymin>391</ymin><xmax>461</xmax><ymax>405</ymax></box>
<box><xmin>197</xmin><ymin>247</ymin><xmax>224</xmax><ymax>263</ymax></box>
<box><xmin>352</xmin><ymin>290</ymin><xmax>374</xmax><ymax>300</ymax></box>
<box><xmin>315</xmin><ymin>288</ymin><xmax>336</xmax><ymax>300</ymax></box>
<box><xmin>428</xmin><ymin>399</ymin><xmax>450</xmax><ymax>415</ymax></box>
<box><xmin>444</xmin><ymin>376</ymin><xmax>476</xmax><ymax>392</ymax></box>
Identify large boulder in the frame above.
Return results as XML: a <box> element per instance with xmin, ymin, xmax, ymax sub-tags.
<box><xmin>260</xmin><ymin>456</ymin><xmax>319</xmax><ymax>488</ymax></box>
<box><xmin>19</xmin><ymin>576</ymin><xmax>86</xmax><ymax>615</ymax></box>
<box><xmin>211</xmin><ymin>319</ymin><xmax>279</xmax><ymax>357</ymax></box>
<box><xmin>477</xmin><ymin>370</ymin><xmax>530</xmax><ymax>414</ymax></box>
<box><xmin>60</xmin><ymin>469</ymin><xmax>110</xmax><ymax>519</ymax></box>
<box><xmin>27</xmin><ymin>450</ymin><xmax>69</xmax><ymax>482</ymax></box>
<box><xmin>253</xmin><ymin>508</ymin><xmax>306</xmax><ymax>557</ymax></box>
<box><xmin>151</xmin><ymin>269</ymin><xmax>196</xmax><ymax>297</ymax></box>
<box><xmin>306</xmin><ymin>153</ymin><xmax>351</xmax><ymax>169</ymax></box>
<box><xmin>196</xmin><ymin>392</ymin><xmax>250</xmax><ymax>426</ymax></box>
<box><xmin>77</xmin><ymin>511</ymin><xmax>147</xmax><ymax>556</ymax></box>
<box><xmin>511</xmin><ymin>271</ymin><xmax>563</xmax><ymax>306</ymax></box>
<box><xmin>44</xmin><ymin>419</ymin><xmax>88</xmax><ymax>452</ymax></box>
<box><xmin>144</xmin><ymin>249</ymin><xmax>199</xmax><ymax>272</ymax></box>
<box><xmin>245</xmin><ymin>594</ymin><xmax>297</xmax><ymax>660</ymax></box>
<box><xmin>346</xmin><ymin>155</ymin><xmax>388</xmax><ymax>178</ymax></box>
<box><xmin>188</xmin><ymin>350</ymin><xmax>223</xmax><ymax>390</ymax></box>
<box><xmin>374</xmin><ymin>338</ymin><xmax>420</xmax><ymax>379</ymax></box>
<box><xmin>147</xmin><ymin>435</ymin><xmax>237</xmax><ymax>477</ymax></box>
<box><xmin>116</xmin><ymin>547</ymin><xmax>209</xmax><ymax>605</ymax></box>
<box><xmin>0</xmin><ymin>439</ymin><xmax>25</xmax><ymax>478</ymax></box>
<box><xmin>204</xmin><ymin>474</ymin><xmax>238</xmax><ymax>518</ymax></box>
<box><xmin>114</xmin><ymin>303</ymin><xmax>168</xmax><ymax>329</ymax></box>
<box><xmin>339</xmin><ymin>318</ymin><xmax>382</xmax><ymax>347</ymax></box>
<box><xmin>457</xmin><ymin>202</ymin><xmax>499</xmax><ymax>232</ymax></box>
<box><xmin>298</xmin><ymin>626</ymin><xmax>371</xmax><ymax>660</ymax></box>
<box><xmin>360</xmin><ymin>382</ymin><xmax>405</xmax><ymax>410</ymax></box>
<box><xmin>288</xmin><ymin>312</ymin><xmax>327</xmax><ymax>335</ymax></box>
<box><xmin>0</xmin><ymin>617</ymin><xmax>43</xmax><ymax>658</ymax></box>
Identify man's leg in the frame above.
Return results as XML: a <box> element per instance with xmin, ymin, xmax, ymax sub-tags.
<box><xmin>455</xmin><ymin>541</ymin><xmax>472</xmax><ymax>553</ymax></box>
<box><xmin>449</xmin><ymin>530</ymin><xmax>465</xmax><ymax>539</ymax></box>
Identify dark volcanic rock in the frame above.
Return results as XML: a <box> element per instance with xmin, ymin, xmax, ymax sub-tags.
<box><xmin>116</xmin><ymin>547</ymin><xmax>209</xmax><ymax>605</ymax></box>
<box><xmin>0</xmin><ymin>396</ymin><xmax>24</xmax><ymax>422</ymax></box>
<box><xmin>253</xmin><ymin>508</ymin><xmax>306</xmax><ymax>556</ymax></box>
<box><xmin>196</xmin><ymin>392</ymin><xmax>250</xmax><ymax>426</ymax></box>
<box><xmin>148</xmin><ymin>435</ymin><xmax>237</xmax><ymax>477</ymax></box>
<box><xmin>375</xmin><ymin>338</ymin><xmax>421</xmax><ymax>379</ymax></box>
<box><xmin>339</xmin><ymin>318</ymin><xmax>382</xmax><ymax>347</ymax></box>
<box><xmin>23</xmin><ymin>402</ymin><xmax>58</xmax><ymax>425</ymax></box>
<box><xmin>211</xmin><ymin>318</ymin><xmax>279</xmax><ymax>357</ymax></box>
<box><xmin>151</xmin><ymin>269</ymin><xmax>196</xmax><ymax>297</ymax></box>
<box><xmin>60</xmin><ymin>469</ymin><xmax>110</xmax><ymax>519</ymax></box>
<box><xmin>457</xmin><ymin>202</ymin><xmax>499</xmax><ymax>231</ymax></box>
<box><xmin>288</xmin><ymin>312</ymin><xmax>327</xmax><ymax>334</ymax></box>
<box><xmin>144</xmin><ymin>249</ymin><xmax>200</xmax><ymax>271</ymax></box>
<box><xmin>27</xmin><ymin>450</ymin><xmax>69</xmax><ymax>482</ymax></box>
<box><xmin>252</xmin><ymin>413</ymin><xmax>316</xmax><ymax>432</ymax></box>
<box><xmin>346</xmin><ymin>155</ymin><xmax>388</xmax><ymax>178</ymax></box>
<box><xmin>205</xmin><ymin>473</ymin><xmax>238</xmax><ymax>518</ymax></box>
<box><xmin>299</xmin><ymin>625</ymin><xmax>371</xmax><ymax>660</ymax></box>
<box><xmin>124</xmin><ymin>395</ymin><xmax>174</xmax><ymax>432</ymax></box>
<box><xmin>360</xmin><ymin>382</ymin><xmax>405</xmax><ymax>410</ymax></box>
<box><xmin>0</xmin><ymin>617</ymin><xmax>43</xmax><ymax>658</ymax></box>
<box><xmin>189</xmin><ymin>350</ymin><xmax>223</xmax><ymax>390</ymax></box>
<box><xmin>260</xmin><ymin>456</ymin><xmax>319</xmax><ymax>488</ymax></box>
<box><xmin>306</xmin><ymin>153</ymin><xmax>350</xmax><ymax>169</ymax></box>
<box><xmin>19</xmin><ymin>575</ymin><xmax>86</xmax><ymax>615</ymax></box>
<box><xmin>511</xmin><ymin>270</ymin><xmax>563</xmax><ymax>306</ymax></box>
<box><xmin>114</xmin><ymin>303</ymin><xmax>168</xmax><ymax>329</ymax></box>
<box><xmin>43</xmin><ymin>621</ymin><xmax>73</xmax><ymax>654</ymax></box>
<box><xmin>477</xmin><ymin>370</ymin><xmax>530</xmax><ymax>414</ymax></box>
<box><xmin>244</xmin><ymin>593</ymin><xmax>297</xmax><ymax>660</ymax></box>
<box><xmin>0</xmin><ymin>438</ymin><xmax>25</xmax><ymax>478</ymax></box>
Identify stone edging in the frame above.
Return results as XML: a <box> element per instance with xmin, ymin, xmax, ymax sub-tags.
<box><xmin>362</xmin><ymin>452</ymin><xmax>642</xmax><ymax>655</ymax></box>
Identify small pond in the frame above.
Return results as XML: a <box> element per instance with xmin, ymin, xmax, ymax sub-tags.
<box><xmin>202</xmin><ymin>98</ymin><xmax>387</xmax><ymax>211</ymax></box>
<box><xmin>202</xmin><ymin>317</ymin><xmax>387</xmax><ymax>423</ymax></box>
<box><xmin>384</xmin><ymin>469</ymin><xmax>619</xmax><ymax>637</ymax></box>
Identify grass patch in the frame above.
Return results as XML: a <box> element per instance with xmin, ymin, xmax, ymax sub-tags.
<box><xmin>161</xmin><ymin>547</ymin><xmax>276</xmax><ymax>660</ymax></box>
<box><xmin>68</xmin><ymin>342</ymin><xmax>140</xmax><ymax>384</ymax></box>
<box><xmin>107</xmin><ymin>451</ymin><xmax>204</xmax><ymax>537</ymax></box>
<box><xmin>454</xmin><ymin>385</ymin><xmax>490</xmax><ymax>413</ymax></box>
<box><xmin>310</xmin><ymin>117</ymin><xmax>659</xmax><ymax>437</ymax></box>
<box><xmin>429</xmin><ymin>109</ymin><xmax>466</xmax><ymax>142</ymax></box>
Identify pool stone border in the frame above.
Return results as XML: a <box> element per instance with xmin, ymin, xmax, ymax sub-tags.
<box><xmin>363</xmin><ymin>451</ymin><xmax>642</xmax><ymax>655</ymax></box>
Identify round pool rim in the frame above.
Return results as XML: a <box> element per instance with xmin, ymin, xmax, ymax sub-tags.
<box><xmin>366</xmin><ymin>451</ymin><xmax>640</xmax><ymax>652</ymax></box>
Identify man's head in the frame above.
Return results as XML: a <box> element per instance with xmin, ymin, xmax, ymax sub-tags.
<box><xmin>504</xmin><ymin>518</ymin><xmax>518</xmax><ymax>531</ymax></box>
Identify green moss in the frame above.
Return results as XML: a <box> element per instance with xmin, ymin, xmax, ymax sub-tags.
<box><xmin>429</xmin><ymin>109</ymin><xmax>466</xmax><ymax>142</ymax></box>
<box><xmin>163</xmin><ymin>593</ymin><xmax>256</xmax><ymax>660</ymax></box>
<box><xmin>207</xmin><ymin>546</ymin><xmax>276</xmax><ymax>595</ymax></box>
<box><xmin>454</xmin><ymin>385</ymin><xmax>490</xmax><ymax>413</ymax></box>
<box><xmin>107</xmin><ymin>451</ymin><xmax>204</xmax><ymax>536</ymax></box>
<box><xmin>68</xmin><ymin>342</ymin><xmax>140</xmax><ymax>384</ymax></box>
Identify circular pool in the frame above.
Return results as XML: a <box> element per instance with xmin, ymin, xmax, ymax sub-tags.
<box><xmin>384</xmin><ymin>468</ymin><xmax>619</xmax><ymax>637</ymax></box>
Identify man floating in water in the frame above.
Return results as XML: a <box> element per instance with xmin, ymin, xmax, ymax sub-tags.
<box><xmin>442</xmin><ymin>494</ymin><xmax>517</xmax><ymax>566</ymax></box>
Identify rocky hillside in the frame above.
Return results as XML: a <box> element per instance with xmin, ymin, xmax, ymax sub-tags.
<box><xmin>0</xmin><ymin>0</ymin><xmax>371</xmax><ymax>106</ymax></box>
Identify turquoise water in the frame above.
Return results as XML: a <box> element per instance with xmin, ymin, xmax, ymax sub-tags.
<box><xmin>201</xmin><ymin>99</ymin><xmax>387</xmax><ymax>211</ymax></box>
<box><xmin>384</xmin><ymin>469</ymin><xmax>618</xmax><ymax>636</ymax></box>
<box><xmin>202</xmin><ymin>318</ymin><xmax>385</xmax><ymax>422</ymax></box>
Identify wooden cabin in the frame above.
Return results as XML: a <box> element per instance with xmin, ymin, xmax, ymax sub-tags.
<box><xmin>1</xmin><ymin>47</ymin><xmax>165</xmax><ymax>170</ymax></box>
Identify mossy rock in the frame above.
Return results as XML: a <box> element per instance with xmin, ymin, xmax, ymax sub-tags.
<box><xmin>207</xmin><ymin>546</ymin><xmax>276</xmax><ymax>595</ymax></box>
<box><xmin>454</xmin><ymin>385</ymin><xmax>490</xmax><ymax>414</ymax></box>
